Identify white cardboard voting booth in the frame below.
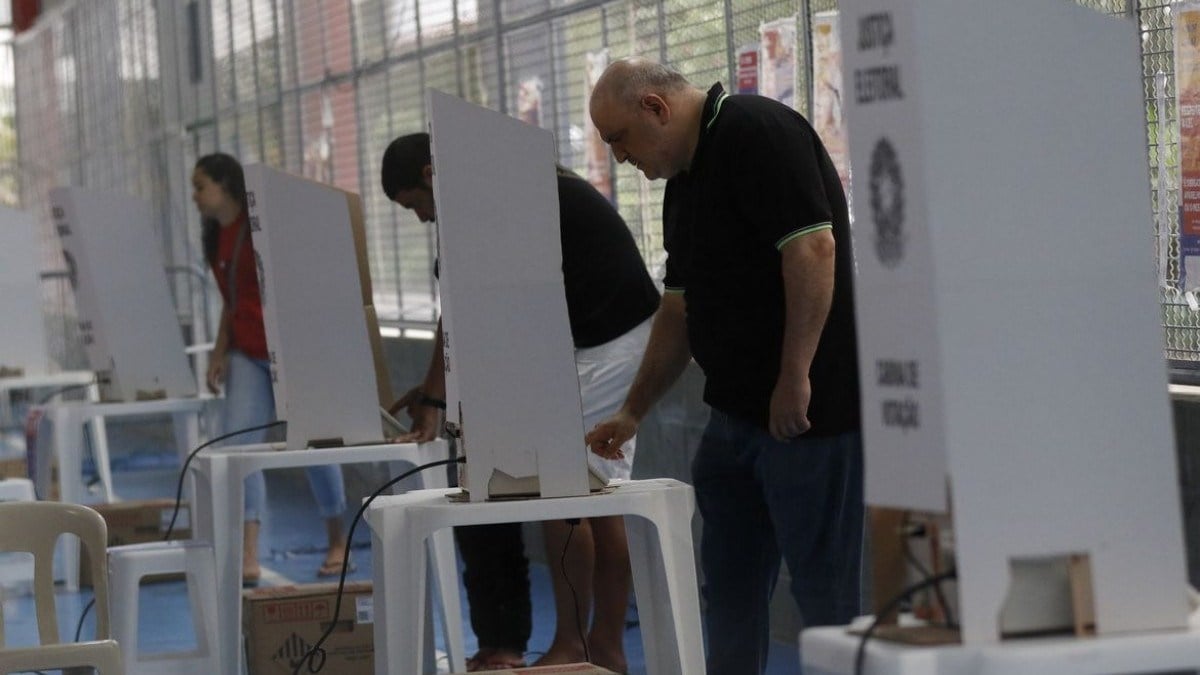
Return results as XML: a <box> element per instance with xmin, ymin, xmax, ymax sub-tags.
<box><xmin>49</xmin><ymin>187</ymin><xmax>196</xmax><ymax>401</ymax></box>
<box><xmin>241</xmin><ymin>165</ymin><xmax>382</xmax><ymax>450</ymax></box>
<box><xmin>0</xmin><ymin>205</ymin><xmax>49</xmax><ymax>377</ymax></box>
<box><xmin>428</xmin><ymin>89</ymin><xmax>595</xmax><ymax>501</ymax></box>
<box><xmin>840</xmin><ymin>0</ymin><xmax>1190</xmax><ymax>646</ymax></box>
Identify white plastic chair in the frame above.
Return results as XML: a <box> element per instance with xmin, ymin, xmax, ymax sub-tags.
<box><xmin>0</xmin><ymin>501</ymin><xmax>123</xmax><ymax>674</ymax></box>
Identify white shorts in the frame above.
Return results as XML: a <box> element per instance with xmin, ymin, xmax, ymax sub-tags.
<box><xmin>575</xmin><ymin>316</ymin><xmax>653</xmax><ymax>481</ymax></box>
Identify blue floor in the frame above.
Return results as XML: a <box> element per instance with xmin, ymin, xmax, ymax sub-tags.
<box><xmin>0</xmin><ymin>461</ymin><xmax>803</xmax><ymax>674</ymax></box>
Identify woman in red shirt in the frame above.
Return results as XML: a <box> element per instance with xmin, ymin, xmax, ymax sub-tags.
<box><xmin>193</xmin><ymin>153</ymin><xmax>351</xmax><ymax>583</ymax></box>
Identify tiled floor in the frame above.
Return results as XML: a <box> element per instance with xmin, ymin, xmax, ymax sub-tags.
<box><xmin>0</xmin><ymin>460</ymin><xmax>803</xmax><ymax>674</ymax></box>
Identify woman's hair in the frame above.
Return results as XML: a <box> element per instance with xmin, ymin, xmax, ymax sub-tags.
<box><xmin>194</xmin><ymin>153</ymin><xmax>247</xmax><ymax>266</ymax></box>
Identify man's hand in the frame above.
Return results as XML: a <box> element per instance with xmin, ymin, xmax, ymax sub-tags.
<box><xmin>206</xmin><ymin>353</ymin><xmax>228</xmax><ymax>395</ymax></box>
<box><xmin>769</xmin><ymin>375</ymin><xmax>812</xmax><ymax>441</ymax></box>
<box><xmin>388</xmin><ymin>385</ymin><xmax>442</xmax><ymax>443</ymax></box>
<box><xmin>585</xmin><ymin>409</ymin><xmax>639</xmax><ymax>460</ymax></box>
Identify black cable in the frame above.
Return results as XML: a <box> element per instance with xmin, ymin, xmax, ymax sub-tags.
<box><xmin>854</xmin><ymin>569</ymin><xmax>958</xmax><ymax>675</ymax></box>
<box><xmin>293</xmin><ymin>456</ymin><xmax>465</xmax><ymax>675</ymax></box>
<box><xmin>37</xmin><ymin>380</ymin><xmax>95</xmax><ymax>406</ymax></box>
<box><xmin>74</xmin><ymin>419</ymin><xmax>289</xmax><ymax>641</ymax></box>
<box><xmin>900</xmin><ymin>514</ymin><xmax>954</xmax><ymax>627</ymax></box>
<box><xmin>561</xmin><ymin>518</ymin><xmax>590</xmax><ymax>665</ymax></box>
<box><xmin>74</xmin><ymin>597</ymin><xmax>95</xmax><ymax>642</ymax></box>
<box><xmin>163</xmin><ymin>420</ymin><xmax>286</xmax><ymax>540</ymax></box>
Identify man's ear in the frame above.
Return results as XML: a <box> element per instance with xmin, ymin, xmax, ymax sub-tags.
<box><xmin>422</xmin><ymin>164</ymin><xmax>434</xmax><ymax>188</ymax></box>
<box><xmin>640</xmin><ymin>94</ymin><xmax>671</xmax><ymax>124</ymax></box>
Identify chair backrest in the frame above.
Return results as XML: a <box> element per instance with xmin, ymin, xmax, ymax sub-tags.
<box><xmin>0</xmin><ymin>502</ymin><xmax>111</xmax><ymax>647</ymax></box>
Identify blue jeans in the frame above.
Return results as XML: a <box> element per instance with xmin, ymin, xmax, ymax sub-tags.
<box><xmin>223</xmin><ymin>351</ymin><xmax>347</xmax><ymax>523</ymax></box>
<box><xmin>692</xmin><ymin>410</ymin><xmax>864</xmax><ymax>675</ymax></box>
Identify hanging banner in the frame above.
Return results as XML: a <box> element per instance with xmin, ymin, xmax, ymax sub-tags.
<box><xmin>811</xmin><ymin>10</ymin><xmax>850</xmax><ymax>191</ymax></box>
<box><xmin>736</xmin><ymin>44</ymin><xmax>759</xmax><ymax>95</ymax></box>
<box><xmin>584</xmin><ymin>50</ymin><xmax>614</xmax><ymax>201</ymax></box>
<box><xmin>759</xmin><ymin>17</ymin><xmax>797</xmax><ymax>109</ymax></box>
<box><xmin>516</xmin><ymin>75</ymin><xmax>544</xmax><ymax>128</ymax></box>
<box><xmin>1177</xmin><ymin>4</ymin><xmax>1200</xmax><ymax>288</ymax></box>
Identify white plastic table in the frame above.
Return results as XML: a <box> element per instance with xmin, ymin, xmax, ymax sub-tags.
<box><xmin>189</xmin><ymin>439</ymin><xmax>457</xmax><ymax>675</ymax></box>
<box><xmin>0</xmin><ymin>371</ymin><xmax>104</xmax><ymax>460</ymax></box>
<box><xmin>801</xmin><ymin>622</ymin><xmax>1200</xmax><ymax>675</ymax></box>
<box><xmin>366</xmin><ymin>478</ymin><xmax>706</xmax><ymax>675</ymax></box>
<box><xmin>36</xmin><ymin>396</ymin><xmax>209</xmax><ymax>589</ymax></box>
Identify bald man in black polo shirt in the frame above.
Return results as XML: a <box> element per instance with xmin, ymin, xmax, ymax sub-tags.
<box><xmin>586</xmin><ymin>58</ymin><xmax>864</xmax><ymax>674</ymax></box>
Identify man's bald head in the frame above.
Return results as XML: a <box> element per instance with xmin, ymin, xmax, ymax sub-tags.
<box><xmin>591</xmin><ymin>58</ymin><xmax>691</xmax><ymax>114</ymax></box>
<box><xmin>589</xmin><ymin>58</ymin><xmax>704</xmax><ymax>181</ymax></box>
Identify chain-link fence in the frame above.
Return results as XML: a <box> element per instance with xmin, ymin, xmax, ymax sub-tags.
<box><xmin>12</xmin><ymin>0</ymin><xmax>1196</xmax><ymax>366</ymax></box>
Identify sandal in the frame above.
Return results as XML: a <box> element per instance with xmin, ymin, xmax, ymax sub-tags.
<box><xmin>316</xmin><ymin>557</ymin><xmax>356</xmax><ymax>578</ymax></box>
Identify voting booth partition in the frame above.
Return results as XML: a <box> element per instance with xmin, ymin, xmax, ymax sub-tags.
<box><xmin>0</xmin><ymin>205</ymin><xmax>50</xmax><ymax>378</ymax></box>
<box><xmin>838</xmin><ymin>0</ymin><xmax>1190</xmax><ymax>650</ymax></box>
<box><xmin>48</xmin><ymin>187</ymin><xmax>197</xmax><ymax>402</ymax></box>
<box><xmin>428</xmin><ymin>89</ymin><xmax>598</xmax><ymax>501</ymax></box>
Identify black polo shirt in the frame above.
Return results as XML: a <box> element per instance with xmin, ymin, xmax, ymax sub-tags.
<box><xmin>557</xmin><ymin>168</ymin><xmax>660</xmax><ymax>347</ymax></box>
<box><xmin>663</xmin><ymin>83</ymin><xmax>860</xmax><ymax>435</ymax></box>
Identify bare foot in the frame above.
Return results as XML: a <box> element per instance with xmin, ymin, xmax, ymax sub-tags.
<box><xmin>533</xmin><ymin>642</ymin><xmax>626</xmax><ymax>674</ymax></box>
<box><xmin>242</xmin><ymin>559</ymin><xmax>261</xmax><ymax>586</ymax></box>
<box><xmin>466</xmin><ymin>646</ymin><xmax>525</xmax><ymax>671</ymax></box>
<box><xmin>530</xmin><ymin>642</ymin><xmax>587</xmax><ymax>667</ymax></box>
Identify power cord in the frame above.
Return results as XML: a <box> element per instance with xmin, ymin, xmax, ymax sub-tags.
<box><xmin>164</xmin><ymin>420</ymin><xmax>286</xmax><ymax>539</ymax></box>
<box><xmin>853</xmin><ymin>569</ymin><xmax>958</xmax><ymax>675</ymax></box>
<box><xmin>74</xmin><ymin>420</ymin><xmax>287</xmax><ymax>642</ymax></box>
<box><xmin>37</xmin><ymin>379</ymin><xmax>96</xmax><ymax>405</ymax></box>
<box><xmin>561</xmin><ymin>517</ymin><xmax>590</xmax><ymax>665</ymax></box>
<box><xmin>293</xmin><ymin>456</ymin><xmax>465</xmax><ymax>675</ymax></box>
<box><xmin>900</xmin><ymin>514</ymin><xmax>954</xmax><ymax>627</ymax></box>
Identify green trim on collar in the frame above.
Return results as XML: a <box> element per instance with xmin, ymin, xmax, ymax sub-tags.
<box><xmin>776</xmin><ymin>222</ymin><xmax>832</xmax><ymax>250</ymax></box>
<box><xmin>663</xmin><ymin>286</ymin><xmax>686</xmax><ymax>294</ymax></box>
<box><xmin>705</xmin><ymin>92</ymin><xmax>730</xmax><ymax>131</ymax></box>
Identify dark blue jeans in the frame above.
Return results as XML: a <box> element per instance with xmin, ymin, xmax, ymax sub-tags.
<box><xmin>693</xmin><ymin>410</ymin><xmax>864</xmax><ymax>675</ymax></box>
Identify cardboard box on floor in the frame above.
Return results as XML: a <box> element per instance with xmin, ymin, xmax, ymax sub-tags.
<box><xmin>80</xmin><ymin>499</ymin><xmax>191</xmax><ymax>587</ymax></box>
<box><xmin>243</xmin><ymin>581</ymin><xmax>374</xmax><ymax>675</ymax></box>
<box><xmin>452</xmin><ymin>664</ymin><xmax>619</xmax><ymax>675</ymax></box>
<box><xmin>0</xmin><ymin>454</ymin><xmax>27</xmax><ymax>481</ymax></box>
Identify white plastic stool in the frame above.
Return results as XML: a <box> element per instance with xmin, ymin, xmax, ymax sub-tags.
<box><xmin>367</xmin><ymin>478</ymin><xmax>706</xmax><ymax>675</ymax></box>
<box><xmin>107</xmin><ymin>539</ymin><xmax>221</xmax><ymax>675</ymax></box>
<box><xmin>0</xmin><ymin>478</ymin><xmax>37</xmax><ymax>591</ymax></box>
<box><xmin>0</xmin><ymin>478</ymin><xmax>35</xmax><ymax>503</ymax></box>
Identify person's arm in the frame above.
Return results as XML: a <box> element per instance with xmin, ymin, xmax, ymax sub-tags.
<box><xmin>586</xmin><ymin>292</ymin><xmax>691</xmax><ymax>459</ymax></box>
<box><xmin>769</xmin><ymin>228</ymin><xmax>835</xmax><ymax>441</ymax></box>
<box><xmin>206</xmin><ymin>307</ymin><xmax>232</xmax><ymax>394</ymax></box>
<box><xmin>389</xmin><ymin>318</ymin><xmax>446</xmax><ymax>442</ymax></box>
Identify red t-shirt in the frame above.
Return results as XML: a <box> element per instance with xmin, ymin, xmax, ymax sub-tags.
<box><xmin>211</xmin><ymin>211</ymin><xmax>269</xmax><ymax>360</ymax></box>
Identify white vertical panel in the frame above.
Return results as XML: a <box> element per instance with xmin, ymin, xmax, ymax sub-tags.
<box><xmin>243</xmin><ymin>164</ymin><xmax>381</xmax><ymax>450</ymax></box>
<box><xmin>429</xmin><ymin>89</ymin><xmax>590</xmax><ymax>500</ymax></box>
<box><xmin>0</xmin><ymin>206</ymin><xmax>49</xmax><ymax>375</ymax></box>
<box><xmin>49</xmin><ymin>186</ymin><xmax>196</xmax><ymax>401</ymax></box>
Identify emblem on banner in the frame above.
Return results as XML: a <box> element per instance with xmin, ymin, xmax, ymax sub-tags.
<box><xmin>869</xmin><ymin>137</ymin><xmax>905</xmax><ymax>268</ymax></box>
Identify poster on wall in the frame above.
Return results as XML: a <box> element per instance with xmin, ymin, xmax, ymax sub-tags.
<box><xmin>517</xmin><ymin>75</ymin><xmax>544</xmax><ymax>128</ymax></box>
<box><xmin>736</xmin><ymin>44</ymin><xmax>759</xmax><ymax>94</ymax></box>
<box><xmin>759</xmin><ymin>17</ymin><xmax>797</xmax><ymax>109</ymax></box>
<box><xmin>1177</xmin><ymin>3</ymin><xmax>1200</xmax><ymax>289</ymax></box>
<box><xmin>584</xmin><ymin>50</ymin><xmax>614</xmax><ymax>201</ymax></box>
<box><xmin>811</xmin><ymin>10</ymin><xmax>850</xmax><ymax>191</ymax></box>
